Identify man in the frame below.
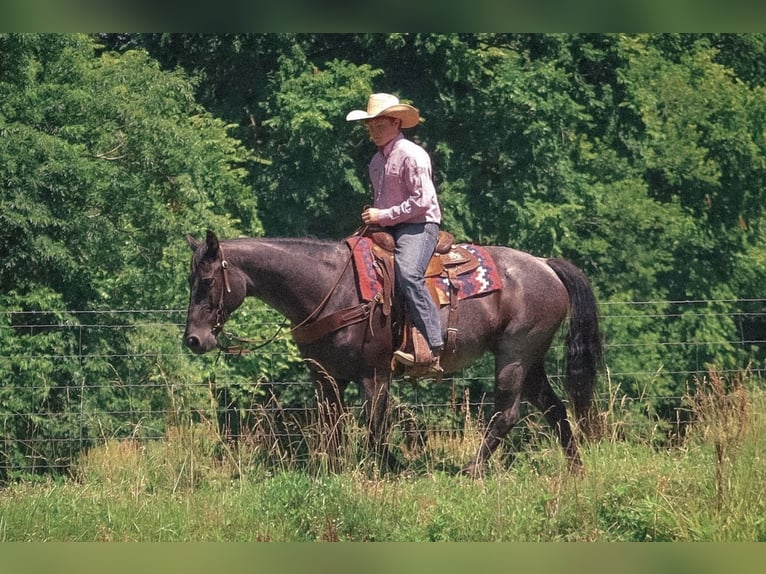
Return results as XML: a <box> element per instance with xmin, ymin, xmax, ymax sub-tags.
<box><xmin>346</xmin><ymin>93</ymin><xmax>444</xmax><ymax>374</ymax></box>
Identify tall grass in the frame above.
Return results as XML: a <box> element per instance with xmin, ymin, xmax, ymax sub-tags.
<box><xmin>0</xmin><ymin>369</ymin><xmax>763</xmax><ymax>541</ymax></box>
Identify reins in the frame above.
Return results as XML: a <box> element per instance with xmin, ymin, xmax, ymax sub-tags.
<box><xmin>214</xmin><ymin>320</ymin><xmax>289</xmax><ymax>357</ymax></box>
<box><xmin>212</xmin><ymin>227</ymin><xmax>373</xmax><ymax>355</ymax></box>
<box><xmin>289</xmin><ymin>224</ymin><xmax>369</xmax><ymax>336</ymax></box>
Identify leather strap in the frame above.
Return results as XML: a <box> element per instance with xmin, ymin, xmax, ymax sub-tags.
<box><xmin>445</xmin><ymin>267</ymin><xmax>460</xmax><ymax>354</ymax></box>
<box><xmin>371</xmin><ymin>243</ymin><xmax>395</xmax><ymax>317</ymax></box>
<box><xmin>291</xmin><ymin>299</ymin><xmax>377</xmax><ymax>345</ymax></box>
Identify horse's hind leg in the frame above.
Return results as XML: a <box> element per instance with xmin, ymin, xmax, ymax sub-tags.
<box><xmin>462</xmin><ymin>360</ymin><xmax>525</xmax><ymax>478</ymax></box>
<box><xmin>525</xmin><ymin>362</ymin><xmax>582</xmax><ymax>473</ymax></box>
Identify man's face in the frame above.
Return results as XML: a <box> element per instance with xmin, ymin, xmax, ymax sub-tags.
<box><xmin>365</xmin><ymin>116</ymin><xmax>400</xmax><ymax>146</ymax></box>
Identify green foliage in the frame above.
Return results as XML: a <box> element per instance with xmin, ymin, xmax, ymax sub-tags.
<box><xmin>1</xmin><ymin>382</ymin><xmax>764</xmax><ymax>541</ymax></box>
<box><xmin>3</xmin><ymin>33</ymin><xmax>766</xmax><ymax>481</ymax></box>
<box><xmin>255</xmin><ymin>55</ymin><xmax>380</xmax><ymax>237</ymax></box>
<box><xmin>0</xmin><ymin>33</ymin><xmax>266</xmax><ymax>480</ymax></box>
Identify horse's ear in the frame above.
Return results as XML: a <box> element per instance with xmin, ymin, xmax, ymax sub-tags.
<box><xmin>204</xmin><ymin>230</ymin><xmax>220</xmax><ymax>258</ymax></box>
<box><xmin>187</xmin><ymin>235</ymin><xmax>201</xmax><ymax>251</ymax></box>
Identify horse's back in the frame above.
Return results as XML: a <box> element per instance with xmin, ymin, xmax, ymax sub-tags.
<box><xmin>485</xmin><ymin>245</ymin><xmax>566</xmax><ymax>289</ymax></box>
<box><xmin>483</xmin><ymin>245</ymin><xmax>570</xmax><ymax>324</ymax></box>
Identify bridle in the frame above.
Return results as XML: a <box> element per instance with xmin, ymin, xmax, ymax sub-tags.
<box><xmin>208</xmin><ymin>242</ymin><xmax>288</xmax><ymax>355</ymax></box>
<box><xmin>205</xmin><ymin>228</ymin><xmax>376</xmax><ymax>354</ymax></box>
<box><xmin>211</xmin><ymin>243</ymin><xmax>232</xmax><ymax>337</ymax></box>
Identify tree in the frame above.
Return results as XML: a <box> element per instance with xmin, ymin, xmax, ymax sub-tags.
<box><xmin>119</xmin><ymin>32</ymin><xmax>766</xmax><ymax>399</ymax></box>
<box><xmin>5</xmin><ymin>34</ymin><xmax>766</xmax><ymax>479</ymax></box>
<box><xmin>0</xmin><ymin>33</ymin><xmax>276</xmax><ymax>479</ymax></box>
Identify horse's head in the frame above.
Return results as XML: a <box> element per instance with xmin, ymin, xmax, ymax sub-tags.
<box><xmin>184</xmin><ymin>230</ymin><xmax>247</xmax><ymax>354</ymax></box>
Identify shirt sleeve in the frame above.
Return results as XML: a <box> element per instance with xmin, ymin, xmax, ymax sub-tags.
<box><xmin>377</xmin><ymin>156</ymin><xmax>436</xmax><ymax>226</ymax></box>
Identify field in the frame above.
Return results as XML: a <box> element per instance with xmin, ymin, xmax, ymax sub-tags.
<box><xmin>0</xmin><ymin>371</ymin><xmax>764</xmax><ymax>543</ymax></box>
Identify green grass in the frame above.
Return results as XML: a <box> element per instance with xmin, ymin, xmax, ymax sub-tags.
<box><xmin>1</xmin><ymin>373</ymin><xmax>764</xmax><ymax>541</ymax></box>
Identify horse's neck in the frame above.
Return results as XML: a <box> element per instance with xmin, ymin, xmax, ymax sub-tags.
<box><xmin>226</xmin><ymin>238</ymin><xmax>345</xmax><ymax>322</ymax></box>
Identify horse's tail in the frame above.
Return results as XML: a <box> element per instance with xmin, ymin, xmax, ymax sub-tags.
<box><xmin>546</xmin><ymin>258</ymin><xmax>603</xmax><ymax>436</ymax></box>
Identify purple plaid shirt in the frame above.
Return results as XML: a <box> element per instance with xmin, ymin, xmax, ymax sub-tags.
<box><xmin>368</xmin><ymin>133</ymin><xmax>441</xmax><ymax>227</ymax></box>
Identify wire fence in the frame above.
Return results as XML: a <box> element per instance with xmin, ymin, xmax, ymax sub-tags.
<box><xmin>1</xmin><ymin>298</ymin><xmax>765</xmax><ymax>477</ymax></box>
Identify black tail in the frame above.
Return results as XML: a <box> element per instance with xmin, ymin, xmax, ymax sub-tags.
<box><xmin>546</xmin><ymin>258</ymin><xmax>603</xmax><ymax>434</ymax></box>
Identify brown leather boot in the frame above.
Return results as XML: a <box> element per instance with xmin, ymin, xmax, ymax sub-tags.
<box><xmin>393</xmin><ymin>350</ymin><xmax>443</xmax><ymax>376</ymax></box>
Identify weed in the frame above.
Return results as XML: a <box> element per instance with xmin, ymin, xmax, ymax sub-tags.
<box><xmin>1</xmin><ymin>372</ymin><xmax>764</xmax><ymax>541</ymax></box>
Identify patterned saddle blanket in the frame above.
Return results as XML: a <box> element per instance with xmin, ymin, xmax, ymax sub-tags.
<box><xmin>346</xmin><ymin>235</ymin><xmax>502</xmax><ymax>307</ymax></box>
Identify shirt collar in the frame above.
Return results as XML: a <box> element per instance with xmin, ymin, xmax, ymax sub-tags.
<box><xmin>379</xmin><ymin>132</ymin><xmax>404</xmax><ymax>157</ymax></box>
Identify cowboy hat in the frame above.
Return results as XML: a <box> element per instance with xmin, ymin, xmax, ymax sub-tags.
<box><xmin>346</xmin><ymin>93</ymin><xmax>420</xmax><ymax>128</ymax></box>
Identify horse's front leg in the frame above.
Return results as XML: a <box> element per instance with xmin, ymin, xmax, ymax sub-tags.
<box><xmin>360</xmin><ymin>369</ymin><xmax>399</xmax><ymax>472</ymax></box>
<box><xmin>311</xmin><ymin>365</ymin><xmax>349</xmax><ymax>470</ymax></box>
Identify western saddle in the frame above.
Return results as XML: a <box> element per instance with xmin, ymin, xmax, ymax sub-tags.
<box><xmin>290</xmin><ymin>226</ymin><xmax>480</xmax><ymax>376</ymax></box>
<box><xmin>363</xmin><ymin>227</ymin><xmax>479</xmax><ymax>373</ymax></box>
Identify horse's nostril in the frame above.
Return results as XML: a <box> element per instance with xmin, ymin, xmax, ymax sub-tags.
<box><xmin>186</xmin><ymin>335</ymin><xmax>200</xmax><ymax>349</ymax></box>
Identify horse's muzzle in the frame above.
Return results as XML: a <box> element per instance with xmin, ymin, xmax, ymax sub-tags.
<box><xmin>185</xmin><ymin>335</ymin><xmax>203</xmax><ymax>353</ymax></box>
<box><xmin>184</xmin><ymin>333</ymin><xmax>216</xmax><ymax>354</ymax></box>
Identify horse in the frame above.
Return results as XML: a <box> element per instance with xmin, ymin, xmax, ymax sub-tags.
<box><xmin>183</xmin><ymin>230</ymin><xmax>602</xmax><ymax>476</ymax></box>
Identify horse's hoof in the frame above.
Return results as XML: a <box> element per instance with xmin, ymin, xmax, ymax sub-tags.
<box><xmin>567</xmin><ymin>462</ymin><xmax>585</xmax><ymax>477</ymax></box>
<box><xmin>459</xmin><ymin>464</ymin><xmax>483</xmax><ymax>479</ymax></box>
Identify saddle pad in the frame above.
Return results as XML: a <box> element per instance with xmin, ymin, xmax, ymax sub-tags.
<box><xmin>346</xmin><ymin>236</ymin><xmax>502</xmax><ymax>305</ymax></box>
<box><xmin>431</xmin><ymin>243</ymin><xmax>503</xmax><ymax>305</ymax></box>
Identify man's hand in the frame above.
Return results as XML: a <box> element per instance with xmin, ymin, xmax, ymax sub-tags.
<box><xmin>361</xmin><ymin>207</ymin><xmax>381</xmax><ymax>224</ymax></box>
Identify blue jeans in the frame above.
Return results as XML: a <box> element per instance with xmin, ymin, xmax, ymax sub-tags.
<box><xmin>391</xmin><ymin>222</ymin><xmax>444</xmax><ymax>351</ymax></box>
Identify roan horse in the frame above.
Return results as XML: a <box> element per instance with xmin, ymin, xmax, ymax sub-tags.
<box><xmin>184</xmin><ymin>230</ymin><xmax>602</xmax><ymax>476</ymax></box>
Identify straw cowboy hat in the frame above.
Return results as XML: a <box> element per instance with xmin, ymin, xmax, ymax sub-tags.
<box><xmin>346</xmin><ymin>93</ymin><xmax>420</xmax><ymax>128</ymax></box>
